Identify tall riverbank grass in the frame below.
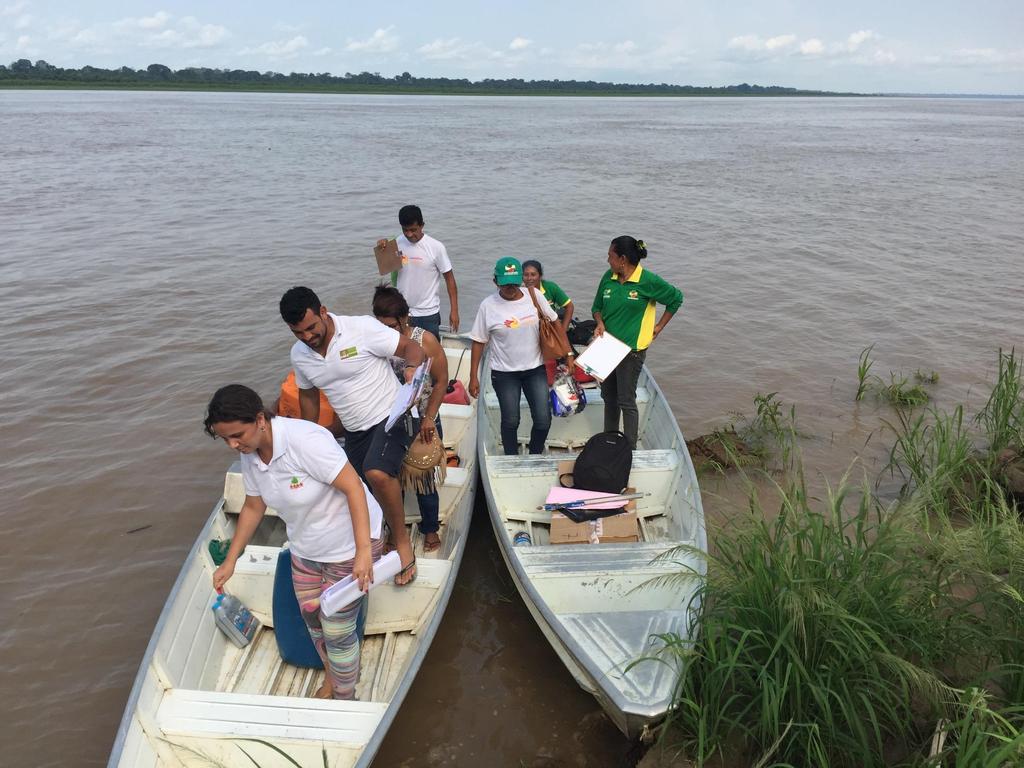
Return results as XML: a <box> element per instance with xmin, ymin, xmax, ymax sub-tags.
<box><xmin>653</xmin><ymin>350</ymin><xmax>1024</xmax><ymax>767</ymax></box>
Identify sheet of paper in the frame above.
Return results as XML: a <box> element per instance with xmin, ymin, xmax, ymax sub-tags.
<box><xmin>384</xmin><ymin>358</ymin><xmax>431</xmax><ymax>431</ymax></box>
<box><xmin>575</xmin><ymin>332</ymin><xmax>631</xmax><ymax>382</ymax></box>
<box><xmin>373</xmin><ymin>239</ymin><xmax>403</xmax><ymax>275</ymax></box>
<box><xmin>320</xmin><ymin>551</ymin><xmax>402</xmax><ymax>616</ymax></box>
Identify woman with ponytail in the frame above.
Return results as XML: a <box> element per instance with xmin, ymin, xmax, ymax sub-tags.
<box><xmin>591</xmin><ymin>236</ymin><xmax>683</xmax><ymax>448</ymax></box>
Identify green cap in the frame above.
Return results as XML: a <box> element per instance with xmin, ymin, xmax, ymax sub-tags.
<box><xmin>494</xmin><ymin>256</ymin><xmax>523</xmax><ymax>286</ymax></box>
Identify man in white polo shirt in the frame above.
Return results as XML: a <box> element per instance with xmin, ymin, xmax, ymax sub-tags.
<box><xmin>377</xmin><ymin>204</ymin><xmax>459</xmax><ymax>339</ymax></box>
<box><xmin>279</xmin><ymin>286</ymin><xmax>426</xmax><ymax>586</ymax></box>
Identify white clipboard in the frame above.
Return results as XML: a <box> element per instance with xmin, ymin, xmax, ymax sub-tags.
<box><xmin>575</xmin><ymin>332</ymin><xmax>631</xmax><ymax>382</ymax></box>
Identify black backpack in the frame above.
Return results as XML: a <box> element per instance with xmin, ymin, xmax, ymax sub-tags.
<box><xmin>561</xmin><ymin>431</ymin><xmax>632</xmax><ymax>494</ymax></box>
<box><xmin>567</xmin><ymin>319</ymin><xmax>597</xmax><ymax>349</ymax></box>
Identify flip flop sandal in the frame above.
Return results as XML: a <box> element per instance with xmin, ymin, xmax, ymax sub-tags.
<box><xmin>423</xmin><ymin>533</ymin><xmax>442</xmax><ymax>553</ymax></box>
<box><xmin>395</xmin><ymin>557</ymin><xmax>417</xmax><ymax>587</ymax></box>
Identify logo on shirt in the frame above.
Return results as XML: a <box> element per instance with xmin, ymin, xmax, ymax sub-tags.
<box><xmin>503</xmin><ymin>317</ymin><xmax>520</xmax><ymax>329</ymax></box>
<box><xmin>603</xmin><ymin>288</ymin><xmax>612</xmax><ymax>298</ymax></box>
<box><xmin>627</xmin><ymin>290</ymin><xmax>640</xmax><ymax>300</ymax></box>
<box><xmin>339</xmin><ymin>346</ymin><xmax>358</xmax><ymax>360</ymax></box>
<box><xmin>289</xmin><ymin>476</ymin><xmax>304</xmax><ymax>490</ymax></box>
<box><xmin>401</xmin><ymin>253</ymin><xmax>409</xmax><ymax>266</ymax></box>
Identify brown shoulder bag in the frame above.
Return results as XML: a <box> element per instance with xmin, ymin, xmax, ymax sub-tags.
<box><xmin>527</xmin><ymin>286</ymin><xmax>572</xmax><ymax>361</ymax></box>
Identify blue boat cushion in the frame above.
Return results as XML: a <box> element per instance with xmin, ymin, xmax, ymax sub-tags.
<box><xmin>272</xmin><ymin>549</ymin><xmax>322</xmax><ymax>668</ymax></box>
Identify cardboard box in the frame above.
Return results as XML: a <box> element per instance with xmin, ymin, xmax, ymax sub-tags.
<box><xmin>548</xmin><ymin>469</ymin><xmax>640</xmax><ymax>544</ymax></box>
<box><xmin>549</xmin><ymin>508</ymin><xmax>639</xmax><ymax>545</ymax></box>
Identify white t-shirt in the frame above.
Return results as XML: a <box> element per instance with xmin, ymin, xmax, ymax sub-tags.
<box><xmin>469</xmin><ymin>290</ymin><xmax>557</xmax><ymax>372</ymax></box>
<box><xmin>291</xmin><ymin>313</ymin><xmax>401</xmax><ymax>432</ymax></box>
<box><xmin>241</xmin><ymin>417</ymin><xmax>383</xmax><ymax>562</ymax></box>
<box><xmin>395</xmin><ymin>233</ymin><xmax>452</xmax><ymax>317</ymax></box>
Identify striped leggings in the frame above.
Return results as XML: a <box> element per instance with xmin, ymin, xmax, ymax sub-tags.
<box><xmin>290</xmin><ymin>538</ymin><xmax>384</xmax><ymax>700</ymax></box>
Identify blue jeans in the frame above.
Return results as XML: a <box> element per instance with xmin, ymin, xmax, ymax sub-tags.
<box><xmin>409</xmin><ymin>313</ymin><xmax>441</xmax><ymax>340</ymax></box>
<box><xmin>491</xmin><ymin>365</ymin><xmax>551</xmax><ymax>455</ymax></box>
<box><xmin>414</xmin><ymin>416</ymin><xmax>443</xmax><ymax>534</ymax></box>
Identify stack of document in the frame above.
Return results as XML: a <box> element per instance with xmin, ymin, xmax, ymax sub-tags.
<box><xmin>320</xmin><ymin>551</ymin><xmax>403</xmax><ymax>615</ymax></box>
<box><xmin>385</xmin><ymin>359</ymin><xmax>431</xmax><ymax>430</ymax></box>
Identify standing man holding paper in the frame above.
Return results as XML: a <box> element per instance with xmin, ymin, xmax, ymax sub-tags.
<box><xmin>279</xmin><ymin>286</ymin><xmax>425</xmax><ymax>586</ymax></box>
<box><xmin>591</xmin><ymin>236</ymin><xmax>683</xmax><ymax>449</ymax></box>
<box><xmin>376</xmin><ymin>204</ymin><xmax>460</xmax><ymax>339</ymax></box>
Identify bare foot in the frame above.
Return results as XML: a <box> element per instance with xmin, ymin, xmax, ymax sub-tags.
<box><xmin>313</xmin><ymin>680</ymin><xmax>333</xmax><ymax>699</ymax></box>
<box><xmin>423</xmin><ymin>532</ymin><xmax>441</xmax><ymax>553</ymax></box>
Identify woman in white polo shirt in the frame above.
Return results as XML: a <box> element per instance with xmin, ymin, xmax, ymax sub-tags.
<box><xmin>469</xmin><ymin>256</ymin><xmax>560</xmax><ymax>455</ymax></box>
<box><xmin>204</xmin><ymin>384</ymin><xmax>384</xmax><ymax>700</ymax></box>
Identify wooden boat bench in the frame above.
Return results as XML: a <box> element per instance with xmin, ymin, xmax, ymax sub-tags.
<box><xmin>485</xmin><ymin>450</ymin><xmax>694</xmax><ymax>544</ymax></box>
<box><xmin>157</xmin><ymin>687</ymin><xmax>386</xmax><ymax>744</ymax></box>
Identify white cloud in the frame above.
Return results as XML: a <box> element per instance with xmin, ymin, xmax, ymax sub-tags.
<box><xmin>137</xmin><ymin>11</ymin><xmax>170</xmax><ymax>31</ymax></box>
<box><xmin>567</xmin><ymin>36</ymin><xmax>688</xmax><ymax>73</ymax></box>
<box><xmin>13</xmin><ymin>11</ymin><xmax>30</xmax><ymax>29</ymax></box>
<box><xmin>765</xmin><ymin>34</ymin><xmax>796</xmax><ymax>51</ymax></box>
<box><xmin>417</xmin><ymin>37</ymin><xmax>467</xmax><ymax>60</ymax></box>
<box><xmin>728</xmin><ymin>33</ymin><xmax>797</xmax><ymax>54</ymax></box>
<box><xmin>846</xmin><ymin>30</ymin><xmax>877</xmax><ymax>51</ymax></box>
<box><xmin>728</xmin><ymin>34</ymin><xmax>762</xmax><ymax>52</ymax></box>
<box><xmin>800</xmin><ymin>38</ymin><xmax>824</xmax><ymax>55</ymax></box>
<box><xmin>239</xmin><ymin>34</ymin><xmax>308</xmax><ymax>58</ymax></box>
<box><xmin>59</xmin><ymin>12</ymin><xmax>229</xmax><ymax>53</ymax></box>
<box><xmin>509</xmin><ymin>36</ymin><xmax>531</xmax><ymax>51</ymax></box>
<box><xmin>345</xmin><ymin>27</ymin><xmax>397</xmax><ymax>54</ymax></box>
<box><xmin>313</xmin><ymin>46</ymin><xmax>332</xmax><ymax>56</ymax></box>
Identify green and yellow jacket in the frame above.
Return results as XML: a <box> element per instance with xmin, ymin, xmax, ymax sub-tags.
<box><xmin>591</xmin><ymin>266</ymin><xmax>683</xmax><ymax>351</ymax></box>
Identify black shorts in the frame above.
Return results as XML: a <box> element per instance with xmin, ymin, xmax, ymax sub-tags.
<box><xmin>344</xmin><ymin>416</ymin><xmax>418</xmax><ymax>481</ymax></box>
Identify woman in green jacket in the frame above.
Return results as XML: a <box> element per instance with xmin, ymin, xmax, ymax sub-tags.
<box><xmin>522</xmin><ymin>260</ymin><xmax>574</xmax><ymax>334</ymax></box>
<box><xmin>591</xmin><ymin>236</ymin><xmax>683</xmax><ymax>448</ymax></box>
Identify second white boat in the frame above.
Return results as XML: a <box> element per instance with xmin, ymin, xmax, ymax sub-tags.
<box><xmin>477</xmin><ymin>357</ymin><xmax>707</xmax><ymax>740</ymax></box>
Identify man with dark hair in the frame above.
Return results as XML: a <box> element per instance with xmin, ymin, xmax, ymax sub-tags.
<box><xmin>376</xmin><ymin>205</ymin><xmax>459</xmax><ymax>339</ymax></box>
<box><xmin>278</xmin><ymin>286</ymin><xmax>426</xmax><ymax>586</ymax></box>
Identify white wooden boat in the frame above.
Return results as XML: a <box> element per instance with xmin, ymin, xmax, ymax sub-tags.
<box><xmin>108</xmin><ymin>335</ymin><xmax>478</xmax><ymax>768</ymax></box>
<box><xmin>477</xmin><ymin>357</ymin><xmax>707</xmax><ymax>740</ymax></box>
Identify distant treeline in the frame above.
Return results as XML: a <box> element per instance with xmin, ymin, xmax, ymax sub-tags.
<box><xmin>0</xmin><ymin>58</ymin><xmax>858</xmax><ymax>96</ymax></box>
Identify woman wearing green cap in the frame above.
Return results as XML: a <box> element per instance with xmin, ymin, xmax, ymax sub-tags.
<box><xmin>469</xmin><ymin>257</ymin><xmax>560</xmax><ymax>455</ymax></box>
<box><xmin>592</xmin><ymin>236</ymin><xmax>683</xmax><ymax>449</ymax></box>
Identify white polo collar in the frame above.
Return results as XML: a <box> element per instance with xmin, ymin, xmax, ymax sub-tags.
<box><xmin>254</xmin><ymin>416</ymin><xmax>289</xmax><ymax>472</ymax></box>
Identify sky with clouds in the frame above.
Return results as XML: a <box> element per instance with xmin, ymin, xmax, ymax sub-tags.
<box><xmin>2</xmin><ymin>0</ymin><xmax>1022</xmax><ymax>94</ymax></box>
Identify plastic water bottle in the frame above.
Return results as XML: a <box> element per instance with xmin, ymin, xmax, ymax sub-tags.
<box><xmin>513</xmin><ymin>531</ymin><xmax>532</xmax><ymax>546</ymax></box>
<box><xmin>212</xmin><ymin>593</ymin><xmax>261</xmax><ymax>648</ymax></box>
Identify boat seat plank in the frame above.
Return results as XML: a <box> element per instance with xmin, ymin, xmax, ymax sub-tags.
<box><xmin>486</xmin><ymin>449</ymin><xmax>678</xmax><ymax>476</ymax></box>
<box><xmin>157</xmin><ymin>688</ymin><xmax>387</xmax><ymax>745</ymax></box>
<box><xmin>514</xmin><ymin>541</ymin><xmax>687</xmax><ymax>575</ymax></box>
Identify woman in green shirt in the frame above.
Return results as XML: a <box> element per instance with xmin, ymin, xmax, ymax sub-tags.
<box><xmin>522</xmin><ymin>260</ymin><xmax>574</xmax><ymax>333</ymax></box>
<box><xmin>591</xmin><ymin>236</ymin><xmax>683</xmax><ymax>448</ymax></box>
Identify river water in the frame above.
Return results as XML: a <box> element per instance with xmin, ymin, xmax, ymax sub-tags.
<box><xmin>1</xmin><ymin>91</ymin><xmax>1022</xmax><ymax>767</ymax></box>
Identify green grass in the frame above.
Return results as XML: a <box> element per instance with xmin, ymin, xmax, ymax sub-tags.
<box><xmin>646</xmin><ymin>348</ymin><xmax>1024</xmax><ymax>767</ymax></box>
<box><xmin>855</xmin><ymin>347</ymin><xmax>937</xmax><ymax>409</ymax></box>
<box><xmin>975</xmin><ymin>348</ymin><xmax>1024</xmax><ymax>456</ymax></box>
<box><xmin>857</xmin><ymin>345</ymin><xmax>876</xmax><ymax>401</ymax></box>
